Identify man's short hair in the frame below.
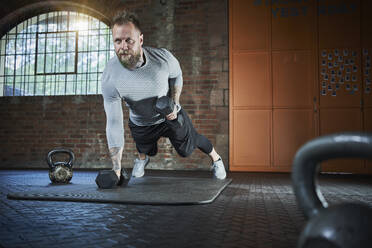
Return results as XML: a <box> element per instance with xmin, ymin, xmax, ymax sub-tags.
<box><xmin>111</xmin><ymin>10</ymin><xmax>142</xmax><ymax>33</ymax></box>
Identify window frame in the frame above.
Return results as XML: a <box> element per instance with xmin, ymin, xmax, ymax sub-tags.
<box><xmin>0</xmin><ymin>10</ymin><xmax>114</xmax><ymax>97</ymax></box>
<box><xmin>35</xmin><ymin>30</ymin><xmax>78</xmax><ymax>75</ymax></box>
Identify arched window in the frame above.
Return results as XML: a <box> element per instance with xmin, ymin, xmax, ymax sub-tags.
<box><xmin>0</xmin><ymin>11</ymin><xmax>114</xmax><ymax>96</ymax></box>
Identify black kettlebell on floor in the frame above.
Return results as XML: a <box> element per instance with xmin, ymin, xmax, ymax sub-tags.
<box><xmin>292</xmin><ymin>132</ymin><xmax>372</xmax><ymax>248</ymax></box>
<box><xmin>47</xmin><ymin>148</ymin><xmax>75</xmax><ymax>184</ymax></box>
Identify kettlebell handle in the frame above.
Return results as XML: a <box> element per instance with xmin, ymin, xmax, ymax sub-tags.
<box><xmin>46</xmin><ymin>148</ymin><xmax>75</xmax><ymax>169</ymax></box>
<box><xmin>292</xmin><ymin>132</ymin><xmax>372</xmax><ymax>220</ymax></box>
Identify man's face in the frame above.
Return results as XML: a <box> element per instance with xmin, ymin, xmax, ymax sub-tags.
<box><xmin>112</xmin><ymin>22</ymin><xmax>143</xmax><ymax>69</ymax></box>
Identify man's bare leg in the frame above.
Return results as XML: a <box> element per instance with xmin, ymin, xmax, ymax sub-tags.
<box><xmin>138</xmin><ymin>153</ymin><xmax>147</xmax><ymax>160</ymax></box>
<box><xmin>208</xmin><ymin>148</ymin><xmax>221</xmax><ymax>162</ymax></box>
<box><xmin>109</xmin><ymin>147</ymin><xmax>123</xmax><ymax>178</ymax></box>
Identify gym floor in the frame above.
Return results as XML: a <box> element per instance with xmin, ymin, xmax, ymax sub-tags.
<box><xmin>1</xmin><ymin>170</ymin><xmax>371</xmax><ymax>248</ymax></box>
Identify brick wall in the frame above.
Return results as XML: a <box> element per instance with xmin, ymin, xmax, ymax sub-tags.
<box><xmin>0</xmin><ymin>0</ymin><xmax>229</xmax><ymax>170</ymax></box>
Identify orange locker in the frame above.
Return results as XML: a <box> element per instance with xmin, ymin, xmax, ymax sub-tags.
<box><xmin>318</xmin><ymin>0</ymin><xmax>361</xmax><ymax>49</ymax></box>
<box><xmin>273</xmin><ymin>109</ymin><xmax>315</xmax><ymax>169</ymax></box>
<box><xmin>230</xmin><ymin>0</ymin><xmax>269</xmax><ymax>51</ymax></box>
<box><xmin>231</xmin><ymin>110</ymin><xmax>271</xmax><ymax>171</ymax></box>
<box><xmin>365</xmin><ymin>108</ymin><xmax>372</xmax><ymax>133</ymax></box>
<box><xmin>364</xmin><ymin>108</ymin><xmax>372</xmax><ymax>172</ymax></box>
<box><xmin>232</xmin><ymin>52</ymin><xmax>271</xmax><ymax>108</ymax></box>
<box><xmin>319</xmin><ymin>108</ymin><xmax>364</xmax><ymax>173</ymax></box>
<box><xmin>273</xmin><ymin>51</ymin><xmax>314</xmax><ymax>108</ymax></box>
<box><xmin>362</xmin><ymin>0</ymin><xmax>372</xmax><ymax>48</ymax></box>
<box><xmin>271</xmin><ymin>0</ymin><xmax>315</xmax><ymax>50</ymax></box>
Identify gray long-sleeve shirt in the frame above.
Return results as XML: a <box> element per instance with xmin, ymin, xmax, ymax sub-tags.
<box><xmin>101</xmin><ymin>47</ymin><xmax>183</xmax><ymax>149</ymax></box>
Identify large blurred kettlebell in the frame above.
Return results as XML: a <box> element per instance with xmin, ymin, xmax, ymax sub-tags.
<box><xmin>292</xmin><ymin>132</ymin><xmax>372</xmax><ymax>248</ymax></box>
<box><xmin>47</xmin><ymin>148</ymin><xmax>75</xmax><ymax>184</ymax></box>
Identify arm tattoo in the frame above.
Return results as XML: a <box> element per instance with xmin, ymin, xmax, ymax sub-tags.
<box><xmin>172</xmin><ymin>85</ymin><xmax>182</xmax><ymax>105</ymax></box>
<box><xmin>109</xmin><ymin>147</ymin><xmax>123</xmax><ymax>171</ymax></box>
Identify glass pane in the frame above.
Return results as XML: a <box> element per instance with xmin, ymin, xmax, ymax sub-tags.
<box><xmin>90</xmin><ymin>52</ymin><xmax>98</xmax><ymax>72</ymax></box>
<box><xmin>67</xmin><ymin>34</ymin><xmax>76</xmax><ymax>52</ymax></box>
<box><xmin>5</xmin><ymin>56</ymin><xmax>15</xmax><ymax>74</ymax></box>
<box><xmin>77</xmin><ymin>52</ymin><xmax>87</xmax><ymax>73</ymax></box>
<box><xmin>67</xmin><ymin>53</ymin><xmax>75</xmax><ymax>72</ymax></box>
<box><xmin>90</xmin><ymin>73</ymin><xmax>97</xmax><ymax>81</ymax></box>
<box><xmin>26</xmin><ymin>76</ymin><xmax>35</xmax><ymax>95</ymax></box>
<box><xmin>90</xmin><ymin>29</ymin><xmax>99</xmax><ymax>37</ymax></box>
<box><xmin>35</xmin><ymin>81</ymin><xmax>44</xmax><ymax>95</ymax></box>
<box><xmin>0</xmin><ymin>56</ymin><xmax>4</xmax><ymax>76</ymax></box>
<box><xmin>0</xmin><ymin>76</ymin><xmax>4</xmax><ymax>97</ymax></box>
<box><xmin>91</xmin><ymin>17</ymin><xmax>100</xmax><ymax>30</ymax></box>
<box><xmin>99</xmin><ymin>27</ymin><xmax>107</xmax><ymax>35</ymax></box>
<box><xmin>56</xmin><ymin>81</ymin><xmax>65</xmax><ymax>95</ymax></box>
<box><xmin>6</xmin><ymin>39</ymin><xmax>15</xmax><ymax>55</ymax></box>
<box><xmin>76</xmin><ymin>80</ymin><xmax>85</xmax><ymax>95</ymax></box>
<box><xmin>58</xmin><ymin>12</ymin><xmax>68</xmax><ymax>31</ymax></box>
<box><xmin>15</xmin><ymin>55</ymin><xmax>25</xmax><ymax>75</ymax></box>
<box><xmin>98</xmin><ymin>53</ymin><xmax>106</xmax><ymax>72</ymax></box>
<box><xmin>17</xmin><ymin>23</ymin><xmax>25</xmax><ymax>36</ymax></box>
<box><xmin>47</xmin><ymin>13</ymin><xmax>57</xmax><ymax>32</ymax></box>
<box><xmin>46</xmin><ymin>36</ymin><xmax>55</xmax><ymax>53</ymax></box>
<box><xmin>16</xmin><ymin>38</ymin><xmax>25</xmax><ymax>53</ymax></box>
<box><xmin>76</xmin><ymin>74</ymin><xmax>85</xmax><ymax>94</ymax></box>
<box><xmin>98</xmin><ymin>36</ymin><xmax>105</xmax><ymax>51</ymax></box>
<box><xmin>78</xmin><ymin>31</ymin><xmax>88</xmax><ymax>52</ymax></box>
<box><xmin>45</xmin><ymin>54</ymin><xmax>53</xmax><ymax>73</ymax></box>
<box><xmin>66</xmin><ymin>74</ymin><xmax>75</xmax><ymax>95</ymax></box>
<box><xmin>55</xmin><ymin>53</ymin><xmax>61</xmax><ymax>73</ymax></box>
<box><xmin>66</xmin><ymin>82</ymin><xmax>74</xmax><ymax>95</ymax></box>
<box><xmin>56</xmin><ymin>35</ymin><xmax>66</xmax><ymax>53</ymax></box>
<box><xmin>5</xmin><ymin>80</ymin><xmax>14</xmax><ymax>96</ymax></box>
<box><xmin>38</xmin><ymin>13</ymin><xmax>47</xmax><ymax>31</ymax></box>
<box><xmin>36</xmin><ymin>54</ymin><xmax>44</xmax><ymax>74</ymax></box>
<box><xmin>45</xmin><ymin>75</ymin><xmax>53</xmax><ymax>95</ymax></box>
<box><xmin>37</xmin><ymin>34</ymin><xmax>46</xmax><ymax>53</ymax></box>
<box><xmin>25</xmin><ymin>54</ymin><xmax>35</xmax><ymax>75</ymax></box>
<box><xmin>97</xmin><ymin>80</ymin><xmax>102</xmax><ymax>94</ymax></box>
<box><xmin>0</xmin><ymin>39</ymin><xmax>5</xmax><ymax>54</ymax></box>
<box><xmin>28</xmin><ymin>23</ymin><xmax>38</xmax><ymax>33</ymax></box>
<box><xmin>87</xmin><ymin>80</ymin><xmax>97</xmax><ymax>94</ymax></box>
<box><xmin>28</xmin><ymin>37</ymin><xmax>37</xmax><ymax>54</ymax></box>
<box><xmin>90</xmin><ymin>35</ymin><xmax>99</xmax><ymax>52</ymax></box>
<box><xmin>14</xmin><ymin>76</ymin><xmax>24</xmax><ymax>96</ymax></box>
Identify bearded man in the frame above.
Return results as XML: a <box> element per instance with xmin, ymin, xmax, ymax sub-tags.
<box><xmin>101</xmin><ymin>10</ymin><xmax>226</xmax><ymax>183</ymax></box>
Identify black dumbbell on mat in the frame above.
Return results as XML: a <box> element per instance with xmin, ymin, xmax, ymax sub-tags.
<box><xmin>95</xmin><ymin>168</ymin><xmax>130</xmax><ymax>189</ymax></box>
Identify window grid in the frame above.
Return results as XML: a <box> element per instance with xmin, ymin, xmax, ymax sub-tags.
<box><xmin>35</xmin><ymin>31</ymin><xmax>78</xmax><ymax>75</ymax></box>
<box><xmin>0</xmin><ymin>11</ymin><xmax>114</xmax><ymax>96</ymax></box>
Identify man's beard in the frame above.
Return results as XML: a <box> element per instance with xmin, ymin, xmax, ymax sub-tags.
<box><xmin>117</xmin><ymin>49</ymin><xmax>142</xmax><ymax>69</ymax></box>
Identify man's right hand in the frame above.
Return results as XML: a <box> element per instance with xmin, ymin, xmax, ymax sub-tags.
<box><xmin>166</xmin><ymin>104</ymin><xmax>178</xmax><ymax>121</ymax></box>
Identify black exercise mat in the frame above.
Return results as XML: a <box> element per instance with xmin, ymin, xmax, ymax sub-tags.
<box><xmin>7</xmin><ymin>176</ymin><xmax>232</xmax><ymax>205</ymax></box>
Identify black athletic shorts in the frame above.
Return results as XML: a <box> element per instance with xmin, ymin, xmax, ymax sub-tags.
<box><xmin>128</xmin><ymin>108</ymin><xmax>198</xmax><ymax>157</ymax></box>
